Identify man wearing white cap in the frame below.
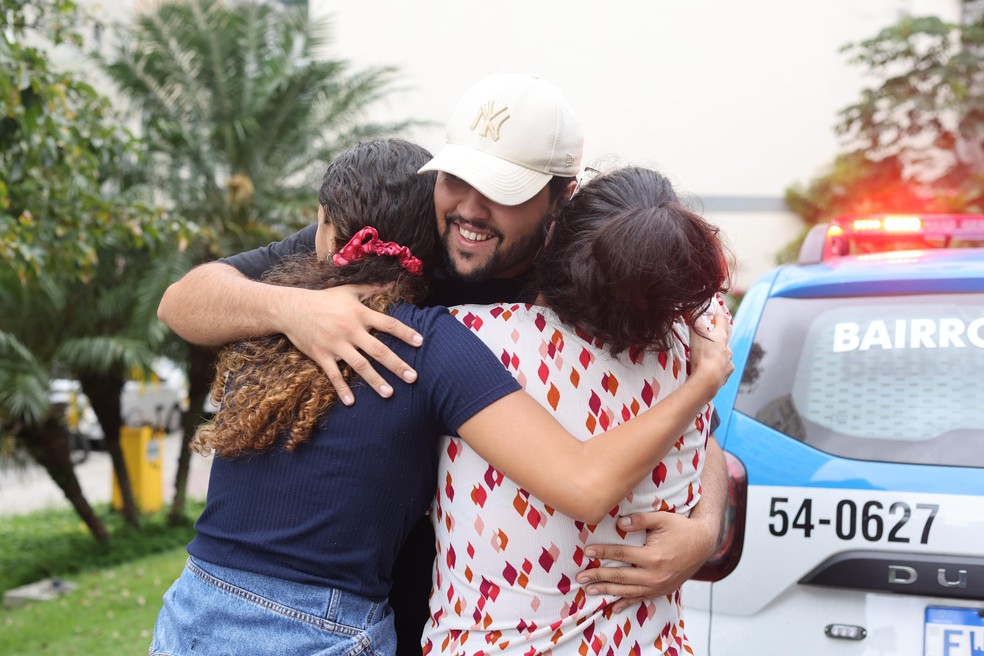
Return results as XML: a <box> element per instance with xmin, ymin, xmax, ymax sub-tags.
<box><xmin>420</xmin><ymin>72</ymin><xmax>583</xmax><ymax>283</ymax></box>
<box><xmin>158</xmin><ymin>72</ymin><xmax>727</xmax><ymax>656</ymax></box>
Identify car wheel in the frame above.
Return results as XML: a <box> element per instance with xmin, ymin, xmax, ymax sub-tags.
<box><xmin>165</xmin><ymin>404</ymin><xmax>183</xmax><ymax>433</ymax></box>
<box><xmin>68</xmin><ymin>431</ymin><xmax>90</xmax><ymax>465</ymax></box>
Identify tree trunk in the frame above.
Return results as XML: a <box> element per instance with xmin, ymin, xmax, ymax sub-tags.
<box><xmin>22</xmin><ymin>410</ymin><xmax>110</xmax><ymax>542</ymax></box>
<box><xmin>168</xmin><ymin>344</ymin><xmax>216</xmax><ymax>526</ymax></box>
<box><xmin>79</xmin><ymin>372</ymin><xmax>140</xmax><ymax>527</ymax></box>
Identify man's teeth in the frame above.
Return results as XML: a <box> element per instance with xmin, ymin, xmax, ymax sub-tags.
<box><xmin>459</xmin><ymin>226</ymin><xmax>492</xmax><ymax>242</ymax></box>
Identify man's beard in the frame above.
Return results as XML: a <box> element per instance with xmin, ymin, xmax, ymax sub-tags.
<box><xmin>440</xmin><ymin>213</ymin><xmax>553</xmax><ymax>282</ymax></box>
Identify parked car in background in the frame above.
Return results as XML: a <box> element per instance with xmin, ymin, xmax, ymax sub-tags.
<box><xmin>120</xmin><ymin>358</ymin><xmax>188</xmax><ymax>433</ymax></box>
<box><xmin>48</xmin><ymin>378</ymin><xmax>103</xmax><ymax>463</ymax></box>
<box><xmin>685</xmin><ymin>214</ymin><xmax>984</xmax><ymax>655</ymax></box>
<box><xmin>49</xmin><ymin>358</ymin><xmax>189</xmax><ymax>456</ymax></box>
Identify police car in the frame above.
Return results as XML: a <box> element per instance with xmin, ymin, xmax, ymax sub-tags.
<box><xmin>684</xmin><ymin>214</ymin><xmax>984</xmax><ymax>655</ymax></box>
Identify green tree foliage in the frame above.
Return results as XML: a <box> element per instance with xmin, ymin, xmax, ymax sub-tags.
<box><xmin>783</xmin><ymin>2</ymin><xmax>984</xmax><ymax>261</ymax></box>
<box><xmin>838</xmin><ymin>10</ymin><xmax>984</xmax><ymax>207</ymax></box>
<box><xmin>0</xmin><ymin>1</ymin><xmax>165</xmax><ymax>280</ymax></box>
<box><xmin>0</xmin><ymin>0</ymin><xmax>189</xmax><ymax>537</ymax></box>
<box><xmin>102</xmin><ymin>0</ymin><xmax>412</xmax><ymax>522</ymax></box>
<box><xmin>104</xmin><ymin>0</ymin><xmax>410</xmax><ymax>259</ymax></box>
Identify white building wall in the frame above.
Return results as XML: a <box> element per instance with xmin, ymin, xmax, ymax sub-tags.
<box><xmin>708</xmin><ymin>210</ymin><xmax>804</xmax><ymax>291</ymax></box>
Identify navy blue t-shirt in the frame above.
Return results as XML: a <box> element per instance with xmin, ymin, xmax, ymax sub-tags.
<box><xmin>188</xmin><ymin>303</ymin><xmax>520</xmax><ymax>600</ymax></box>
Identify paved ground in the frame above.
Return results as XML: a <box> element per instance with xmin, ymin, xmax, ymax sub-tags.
<box><xmin>0</xmin><ymin>432</ymin><xmax>212</xmax><ymax>517</ymax></box>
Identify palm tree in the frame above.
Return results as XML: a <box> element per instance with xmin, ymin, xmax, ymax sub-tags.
<box><xmin>103</xmin><ymin>0</ymin><xmax>415</xmax><ymax>523</ymax></box>
<box><xmin>0</xmin><ymin>289</ymin><xmax>115</xmax><ymax>539</ymax></box>
<box><xmin>0</xmin><ymin>274</ymin><xmax>144</xmax><ymax>539</ymax></box>
<box><xmin>0</xmin><ymin>217</ymin><xmax>185</xmax><ymax>530</ymax></box>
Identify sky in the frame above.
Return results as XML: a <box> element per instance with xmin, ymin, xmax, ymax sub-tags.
<box><xmin>310</xmin><ymin>0</ymin><xmax>962</xmax><ymax>199</ymax></box>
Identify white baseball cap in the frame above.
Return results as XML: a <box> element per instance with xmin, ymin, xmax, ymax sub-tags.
<box><xmin>419</xmin><ymin>73</ymin><xmax>583</xmax><ymax>206</ymax></box>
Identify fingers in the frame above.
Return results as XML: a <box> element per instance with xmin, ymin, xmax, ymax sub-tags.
<box><xmin>298</xmin><ymin>289</ymin><xmax>423</xmax><ymax>402</ymax></box>
<box><xmin>582</xmin><ymin>542</ymin><xmax>631</xmax><ymax>565</ymax></box>
<box><xmin>575</xmin><ymin>552</ymin><xmax>684</xmax><ymax>601</ymax></box>
<box><xmin>318</xmin><ymin>343</ymin><xmax>392</xmax><ymax>404</ymax></box>
<box><xmin>714</xmin><ymin>293</ymin><xmax>734</xmax><ymax>337</ymax></box>
<box><xmin>688</xmin><ymin>311</ymin><xmax>734</xmax><ymax>389</ymax></box>
<box><xmin>699</xmin><ymin>307</ymin><xmax>729</xmax><ymax>342</ymax></box>
<box><xmin>365</xmin><ymin>304</ymin><xmax>425</xmax><ymax>351</ymax></box>
<box><xmin>612</xmin><ymin>511</ymin><xmax>665</xmax><ymax>533</ymax></box>
<box><xmin>574</xmin><ymin>563</ymin><xmax>661</xmax><ymax>600</ymax></box>
<box><xmin>321</xmin><ymin>358</ymin><xmax>356</xmax><ymax>407</ymax></box>
<box><xmin>362</xmin><ymin>313</ymin><xmax>421</xmax><ymax>384</ymax></box>
<box><xmin>710</xmin><ymin>307</ymin><xmax>730</xmax><ymax>340</ymax></box>
<box><xmin>576</xmin><ymin>512</ymin><xmax>711</xmax><ymax>607</ymax></box>
<box><xmin>322</xmin><ymin>327</ymin><xmax>422</xmax><ymax>402</ymax></box>
<box><xmin>339</xmin><ymin>306</ymin><xmax>419</xmax><ymax>391</ymax></box>
<box><xmin>575</xmin><ymin>513</ymin><xmax>676</xmax><ymax>597</ymax></box>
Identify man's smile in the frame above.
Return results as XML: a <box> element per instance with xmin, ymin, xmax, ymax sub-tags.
<box><xmin>449</xmin><ymin>218</ymin><xmax>501</xmax><ymax>247</ymax></box>
<box><xmin>458</xmin><ymin>225</ymin><xmax>493</xmax><ymax>242</ymax></box>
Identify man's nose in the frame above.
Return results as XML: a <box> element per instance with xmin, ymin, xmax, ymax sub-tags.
<box><xmin>456</xmin><ymin>185</ymin><xmax>491</xmax><ymax>221</ymax></box>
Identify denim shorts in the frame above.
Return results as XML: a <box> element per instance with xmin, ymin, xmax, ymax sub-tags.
<box><xmin>150</xmin><ymin>557</ymin><xmax>396</xmax><ymax>656</ymax></box>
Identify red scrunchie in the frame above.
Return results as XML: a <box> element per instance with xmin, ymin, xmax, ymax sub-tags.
<box><xmin>332</xmin><ymin>226</ymin><xmax>423</xmax><ymax>276</ymax></box>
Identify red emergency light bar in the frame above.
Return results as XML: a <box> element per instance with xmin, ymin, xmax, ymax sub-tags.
<box><xmin>833</xmin><ymin>213</ymin><xmax>984</xmax><ymax>237</ymax></box>
<box><xmin>798</xmin><ymin>214</ymin><xmax>984</xmax><ymax>263</ymax></box>
<box><xmin>838</xmin><ymin>215</ymin><xmax>922</xmax><ymax>234</ymax></box>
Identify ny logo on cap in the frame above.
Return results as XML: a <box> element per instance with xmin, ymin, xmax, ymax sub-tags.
<box><xmin>471</xmin><ymin>101</ymin><xmax>510</xmax><ymax>141</ymax></box>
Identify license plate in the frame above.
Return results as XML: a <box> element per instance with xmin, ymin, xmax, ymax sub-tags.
<box><xmin>925</xmin><ymin>606</ymin><xmax>984</xmax><ymax>656</ymax></box>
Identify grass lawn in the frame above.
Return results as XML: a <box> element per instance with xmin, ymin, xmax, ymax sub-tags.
<box><xmin>0</xmin><ymin>502</ymin><xmax>204</xmax><ymax>655</ymax></box>
<box><xmin>0</xmin><ymin>546</ymin><xmax>188</xmax><ymax>655</ymax></box>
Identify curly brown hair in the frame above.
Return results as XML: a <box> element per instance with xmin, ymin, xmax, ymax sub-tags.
<box><xmin>192</xmin><ymin>139</ymin><xmax>437</xmax><ymax>458</ymax></box>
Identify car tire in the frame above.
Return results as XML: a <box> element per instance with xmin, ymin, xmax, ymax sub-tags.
<box><xmin>165</xmin><ymin>404</ymin><xmax>183</xmax><ymax>434</ymax></box>
<box><xmin>68</xmin><ymin>431</ymin><xmax>90</xmax><ymax>465</ymax></box>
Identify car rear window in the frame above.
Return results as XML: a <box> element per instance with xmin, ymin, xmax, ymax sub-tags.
<box><xmin>734</xmin><ymin>292</ymin><xmax>984</xmax><ymax>467</ymax></box>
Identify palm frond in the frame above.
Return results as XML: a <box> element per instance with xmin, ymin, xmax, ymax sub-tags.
<box><xmin>54</xmin><ymin>336</ymin><xmax>155</xmax><ymax>378</ymax></box>
<box><xmin>0</xmin><ymin>330</ymin><xmax>45</xmax><ymax>375</ymax></box>
<box><xmin>0</xmin><ymin>369</ymin><xmax>50</xmax><ymax>429</ymax></box>
<box><xmin>0</xmin><ymin>330</ymin><xmax>50</xmax><ymax>429</ymax></box>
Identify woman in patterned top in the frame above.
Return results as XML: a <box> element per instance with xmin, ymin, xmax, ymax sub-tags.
<box><xmin>425</xmin><ymin>166</ymin><xmax>731</xmax><ymax>656</ymax></box>
<box><xmin>150</xmin><ymin>140</ymin><xmax>731</xmax><ymax>656</ymax></box>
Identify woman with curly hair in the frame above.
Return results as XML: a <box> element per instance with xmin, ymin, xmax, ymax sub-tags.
<box><xmin>149</xmin><ymin>139</ymin><xmax>731</xmax><ymax>656</ymax></box>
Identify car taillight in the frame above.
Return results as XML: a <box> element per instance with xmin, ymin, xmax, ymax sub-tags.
<box><xmin>692</xmin><ymin>450</ymin><xmax>747</xmax><ymax>582</ymax></box>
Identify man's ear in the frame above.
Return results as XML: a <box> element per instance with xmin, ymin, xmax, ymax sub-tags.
<box><xmin>563</xmin><ymin>179</ymin><xmax>577</xmax><ymax>201</ymax></box>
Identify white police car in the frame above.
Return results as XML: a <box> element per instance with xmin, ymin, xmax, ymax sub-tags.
<box><xmin>685</xmin><ymin>214</ymin><xmax>984</xmax><ymax>655</ymax></box>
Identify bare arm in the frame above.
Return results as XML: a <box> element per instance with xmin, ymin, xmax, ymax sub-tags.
<box><xmin>158</xmin><ymin>262</ymin><xmax>424</xmax><ymax>404</ymax></box>
<box><xmin>158</xmin><ymin>262</ymin><xmax>299</xmax><ymax>346</ymax></box>
<box><xmin>683</xmin><ymin>435</ymin><xmax>727</xmax><ymax>545</ymax></box>
<box><xmin>456</xmin><ymin>313</ymin><xmax>732</xmax><ymax>523</ymax></box>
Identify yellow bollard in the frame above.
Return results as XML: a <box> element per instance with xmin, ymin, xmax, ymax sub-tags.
<box><xmin>111</xmin><ymin>425</ymin><xmax>164</xmax><ymax>513</ymax></box>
